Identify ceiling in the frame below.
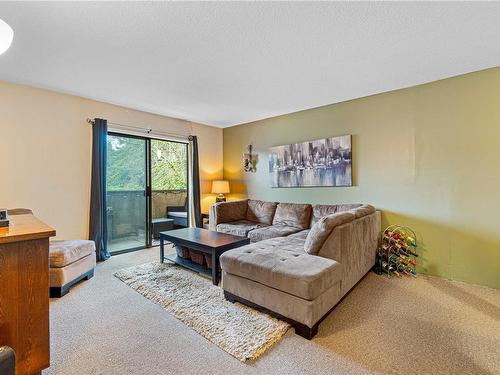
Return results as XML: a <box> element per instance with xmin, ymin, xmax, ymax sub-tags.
<box><xmin>0</xmin><ymin>2</ymin><xmax>499</xmax><ymax>128</ymax></box>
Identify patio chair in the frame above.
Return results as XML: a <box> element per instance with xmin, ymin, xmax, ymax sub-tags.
<box><xmin>167</xmin><ymin>197</ymin><xmax>188</xmax><ymax>227</ymax></box>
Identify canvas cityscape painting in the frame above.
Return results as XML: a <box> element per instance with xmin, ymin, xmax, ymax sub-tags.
<box><xmin>269</xmin><ymin>135</ymin><xmax>352</xmax><ymax>188</ymax></box>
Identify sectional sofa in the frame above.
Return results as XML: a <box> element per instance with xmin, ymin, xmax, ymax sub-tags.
<box><xmin>209</xmin><ymin>199</ymin><xmax>380</xmax><ymax>339</ymax></box>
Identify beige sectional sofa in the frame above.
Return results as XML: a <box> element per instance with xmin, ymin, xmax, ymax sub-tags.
<box><xmin>210</xmin><ymin>199</ymin><xmax>380</xmax><ymax>339</ymax></box>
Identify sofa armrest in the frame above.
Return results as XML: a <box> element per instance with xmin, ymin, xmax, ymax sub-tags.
<box><xmin>209</xmin><ymin>204</ymin><xmax>218</xmax><ymax>231</ymax></box>
<box><xmin>317</xmin><ymin>211</ymin><xmax>381</xmax><ymax>295</ymax></box>
<box><xmin>208</xmin><ymin>199</ymin><xmax>249</xmax><ymax>231</ymax></box>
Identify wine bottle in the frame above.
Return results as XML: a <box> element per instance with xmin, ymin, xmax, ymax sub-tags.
<box><xmin>406</xmin><ymin>248</ymin><xmax>419</xmax><ymax>257</ymax></box>
<box><xmin>381</xmin><ymin>261</ymin><xmax>394</xmax><ymax>272</ymax></box>
<box><xmin>399</xmin><ymin>248</ymin><xmax>411</xmax><ymax>257</ymax></box>
<box><xmin>390</xmin><ymin>255</ymin><xmax>399</xmax><ymax>263</ymax></box>
<box><xmin>405</xmin><ymin>236</ymin><xmax>417</xmax><ymax>247</ymax></box>
<box><xmin>396</xmin><ymin>240</ymin><xmax>419</xmax><ymax>257</ymax></box>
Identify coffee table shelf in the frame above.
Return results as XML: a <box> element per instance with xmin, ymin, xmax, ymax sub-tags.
<box><xmin>163</xmin><ymin>253</ymin><xmax>212</xmax><ymax>277</ymax></box>
<box><xmin>159</xmin><ymin>228</ymin><xmax>250</xmax><ymax>285</ymax></box>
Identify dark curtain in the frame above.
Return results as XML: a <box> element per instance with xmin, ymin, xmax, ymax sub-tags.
<box><xmin>89</xmin><ymin>118</ymin><xmax>110</xmax><ymax>261</ymax></box>
<box><xmin>189</xmin><ymin>135</ymin><xmax>202</xmax><ymax>228</ymax></box>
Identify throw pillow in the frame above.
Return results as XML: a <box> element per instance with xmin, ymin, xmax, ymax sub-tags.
<box><xmin>304</xmin><ymin>212</ymin><xmax>356</xmax><ymax>255</ymax></box>
<box><xmin>272</xmin><ymin>202</ymin><xmax>312</xmax><ymax>229</ymax></box>
<box><xmin>349</xmin><ymin>204</ymin><xmax>375</xmax><ymax>218</ymax></box>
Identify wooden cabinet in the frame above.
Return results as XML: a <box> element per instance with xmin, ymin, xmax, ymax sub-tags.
<box><xmin>0</xmin><ymin>214</ymin><xmax>55</xmax><ymax>375</ymax></box>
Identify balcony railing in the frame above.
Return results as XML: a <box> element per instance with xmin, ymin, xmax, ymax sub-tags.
<box><xmin>107</xmin><ymin>189</ymin><xmax>187</xmax><ymax>245</ymax></box>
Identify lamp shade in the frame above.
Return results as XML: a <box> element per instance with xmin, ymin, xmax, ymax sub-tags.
<box><xmin>211</xmin><ymin>180</ymin><xmax>230</xmax><ymax>194</ymax></box>
<box><xmin>0</xmin><ymin>19</ymin><xmax>13</xmax><ymax>55</ymax></box>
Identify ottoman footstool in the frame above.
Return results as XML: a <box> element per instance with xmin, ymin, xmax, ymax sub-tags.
<box><xmin>49</xmin><ymin>240</ymin><xmax>96</xmax><ymax>297</ymax></box>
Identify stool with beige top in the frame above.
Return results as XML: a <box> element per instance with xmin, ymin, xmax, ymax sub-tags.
<box><xmin>49</xmin><ymin>240</ymin><xmax>96</xmax><ymax>297</ymax></box>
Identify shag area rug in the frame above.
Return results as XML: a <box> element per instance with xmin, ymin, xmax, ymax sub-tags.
<box><xmin>114</xmin><ymin>262</ymin><xmax>290</xmax><ymax>361</ymax></box>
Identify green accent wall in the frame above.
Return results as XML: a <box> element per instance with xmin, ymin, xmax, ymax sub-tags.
<box><xmin>223</xmin><ymin>67</ymin><xmax>500</xmax><ymax>289</ymax></box>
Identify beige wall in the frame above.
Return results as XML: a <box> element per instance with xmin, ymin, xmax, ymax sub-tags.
<box><xmin>0</xmin><ymin>81</ymin><xmax>223</xmax><ymax>240</ymax></box>
<box><xmin>223</xmin><ymin>67</ymin><xmax>500</xmax><ymax>289</ymax></box>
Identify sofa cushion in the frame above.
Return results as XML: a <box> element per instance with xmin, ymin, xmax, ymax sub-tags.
<box><xmin>272</xmin><ymin>203</ymin><xmax>312</xmax><ymax>229</ymax></box>
<box><xmin>311</xmin><ymin>204</ymin><xmax>362</xmax><ymax>225</ymax></box>
<box><xmin>216</xmin><ymin>199</ymin><xmax>249</xmax><ymax>223</ymax></box>
<box><xmin>304</xmin><ymin>212</ymin><xmax>356</xmax><ymax>255</ymax></box>
<box><xmin>349</xmin><ymin>204</ymin><xmax>376</xmax><ymax>218</ymax></box>
<box><xmin>220</xmin><ymin>236</ymin><xmax>342</xmax><ymax>301</ymax></box>
<box><xmin>246</xmin><ymin>199</ymin><xmax>277</xmax><ymax>225</ymax></box>
<box><xmin>49</xmin><ymin>240</ymin><xmax>96</xmax><ymax>268</ymax></box>
<box><xmin>216</xmin><ymin>220</ymin><xmax>266</xmax><ymax>237</ymax></box>
<box><xmin>288</xmin><ymin>230</ymin><xmax>310</xmax><ymax>240</ymax></box>
<box><xmin>248</xmin><ymin>225</ymin><xmax>302</xmax><ymax>243</ymax></box>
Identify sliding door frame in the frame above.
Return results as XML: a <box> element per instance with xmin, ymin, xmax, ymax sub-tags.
<box><xmin>107</xmin><ymin>131</ymin><xmax>189</xmax><ymax>255</ymax></box>
<box><xmin>148</xmin><ymin>136</ymin><xmax>190</xmax><ymax>239</ymax></box>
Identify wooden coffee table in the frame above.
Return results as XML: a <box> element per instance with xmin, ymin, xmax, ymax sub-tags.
<box><xmin>159</xmin><ymin>227</ymin><xmax>250</xmax><ymax>285</ymax></box>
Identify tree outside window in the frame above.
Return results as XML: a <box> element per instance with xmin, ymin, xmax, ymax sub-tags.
<box><xmin>107</xmin><ymin>135</ymin><xmax>187</xmax><ymax>191</ymax></box>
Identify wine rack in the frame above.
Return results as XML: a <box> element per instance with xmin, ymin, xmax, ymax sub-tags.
<box><xmin>376</xmin><ymin>225</ymin><xmax>418</xmax><ymax>278</ymax></box>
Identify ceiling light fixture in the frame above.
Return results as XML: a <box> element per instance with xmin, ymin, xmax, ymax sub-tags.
<box><xmin>0</xmin><ymin>19</ymin><xmax>14</xmax><ymax>55</ymax></box>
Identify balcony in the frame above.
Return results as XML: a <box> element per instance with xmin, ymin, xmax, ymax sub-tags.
<box><xmin>107</xmin><ymin>189</ymin><xmax>187</xmax><ymax>253</ymax></box>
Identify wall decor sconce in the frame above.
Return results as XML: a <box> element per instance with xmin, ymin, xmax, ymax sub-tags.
<box><xmin>242</xmin><ymin>145</ymin><xmax>256</xmax><ymax>172</ymax></box>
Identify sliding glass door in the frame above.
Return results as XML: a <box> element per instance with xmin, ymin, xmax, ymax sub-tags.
<box><xmin>106</xmin><ymin>133</ymin><xmax>148</xmax><ymax>254</ymax></box>
<box><xmin>105</xmin><ymin>132</ymin><xmax>189</xmax><ymax>254</ymax></box>
<box><xmin>151</xmin><ymin>139</ymin><xmax>188</xmax><ymax>235</ymax></box>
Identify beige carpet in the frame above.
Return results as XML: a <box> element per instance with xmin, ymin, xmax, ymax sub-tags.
<box><xmin>45</xmin><ymin>246</ymin><xmax>500</xmax><ymax>375</ymax></box>
<box><xmin>316</xmin><ymin>271</ymin><xmax>500</xmax><ymax>375</ymax></box>
<box><xmin>114</xmin><ymin>262</ymin><xmax>289</xmax><ymax>361</ymax></box>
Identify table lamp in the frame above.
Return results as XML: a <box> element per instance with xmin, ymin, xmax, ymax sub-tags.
<box><xmin>211</xmin><ymin>180</ymin><xmax>230</xmax><ymax>202</ymax></box>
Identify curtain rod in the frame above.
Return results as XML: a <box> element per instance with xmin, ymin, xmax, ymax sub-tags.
<box><xmin>86</xmin><ymin>118</ymin><xmax>191</xmax><ymax>140</ymax></box>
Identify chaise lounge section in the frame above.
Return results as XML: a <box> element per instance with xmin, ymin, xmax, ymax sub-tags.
<box><xmin>210</xmin><ymin>199</ymin><xmax>380</xmax><ymax>339</ymax></box>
